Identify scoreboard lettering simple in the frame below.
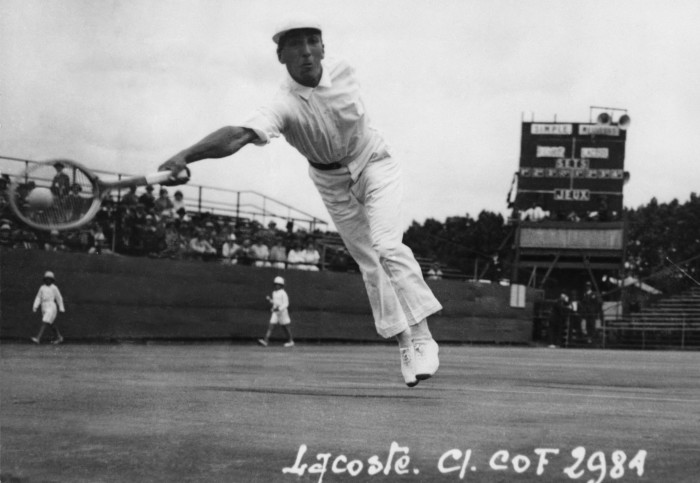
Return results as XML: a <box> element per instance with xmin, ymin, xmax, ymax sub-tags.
<box><xmin>515</xmin><ymin>121</ymin><xmax>627</xmax><ymax>214</ymax></box>
<box><xmin>531</xmin><ymin>124</ymin><xmax>573</xmax><ymax>135</ymax></box>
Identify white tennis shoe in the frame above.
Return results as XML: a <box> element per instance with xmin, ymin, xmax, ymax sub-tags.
<box><xmin>400</xmin><ymin>346</ymin><xmax>418</xmax><ymax>387</ymax></box>
<box><xmin>257</xmin><ymin>339</ymin><xmax>268</xmax><ymax>347</ymax></box>
<box><xmin>414</xmin><ymin>339</ymin><xmax>439</xmax><ymax>380</ymax></box>
<box><xmin>283</xmin><ymin>341</ymin><xmax>295</xmax><ymax>348</ymax></box>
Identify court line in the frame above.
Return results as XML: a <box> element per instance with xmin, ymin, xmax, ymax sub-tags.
<box><xmin>199</xmin><ymin>385</ymin><xmax>435</xmax><ymax>399</ymax></box>
<box><xmin>458</xmin><ymin>385</ymin><xmax>699</xmax><ymax>404</ymax></box>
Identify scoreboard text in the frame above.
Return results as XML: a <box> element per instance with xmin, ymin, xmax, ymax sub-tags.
<box><xmin>515</xmin><ymin>122</ymin><xmax>627</xmax><ymax>216</ymax></box>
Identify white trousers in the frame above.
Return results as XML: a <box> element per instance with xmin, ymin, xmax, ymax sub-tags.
<box><xmin>310</xmin><ymin>156</ymin><xmax>442</xmax><ymax>338</ymax></box>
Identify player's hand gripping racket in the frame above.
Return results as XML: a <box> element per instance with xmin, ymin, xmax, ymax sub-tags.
<box><xmin>8</xmin><ymin>158</ymin><xmax>190</xmax><ymax>231</ymax></box>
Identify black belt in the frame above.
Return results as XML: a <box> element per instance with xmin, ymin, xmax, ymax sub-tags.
<box><xmin>308</xmin><ymin>159</ymin><xmax>344</xmax><ymax>171</ymax></box>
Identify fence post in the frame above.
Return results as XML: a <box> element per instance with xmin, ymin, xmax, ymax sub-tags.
<box><xmin>601</xmin><ymin>319</ymin><xmax>607</xmax><ymax>349</ymax></box>
<box><xmin>263</xmin><ymin>196</ymin><xmax>267</xmax><ymax>227</ymax></box>
<box><xmin>112</xmin><ymin>174</ymin><xmax>122</xmax><ymax>253</ymax></box>
<box><xmin>236</xmin><ymin>192</ymin><xmax>240</xmax><ymax>224</ymax></box>
<box><xmin>681</xmin><ymin>317</ymin><xmax>686</xmax><ymax>349</ymax></box>
<box><xmin>197</xmin><ymin>186</ymin><xmax>203</xmax><ymax>213</ymax></box>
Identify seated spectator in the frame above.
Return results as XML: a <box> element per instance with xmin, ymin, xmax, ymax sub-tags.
<box><xmin>203</xmin><ymin>221</ymin><xmax>217</xmax><ymax>244</ymax></box>
<box><xmin>269</xmin><ymin>238</ymin><xmax>287</xmax><ymax>269</ymax></box>
<box><xmin>88</xmin><ymin>224</ymin><xmax>111</xmax><ymax>255</ymax></box>
<box><xmin>0</xmin><ymin>223</ymin><xmax>13</xmax><ymax>247</ymax></box>
<box><xmin>213</xmin><ymin>226</ymin><xmax>231</xmax><ymax>255</ymax></box>
<box><xmin>156</xmin><ymin>220</ymin><xmax>186</xmax><ymax>259</ymax></box>
<box><xmin>139</xmin><ymin>215</ymin><xmax>160</xmax><ymax>255</ymax></box>
<box><xmin>566</xmin><ymin>211</ymin><xmax>581</xmax><ymax>222</ymax></box>
<box><xmin>44</xmin><ymin>230</ymin><xmax>68</xmax><ymax>252</ymax></box>
<box><xmin>14</xmin><ymin>229</ymin><xmax>40</xmax><ymax>250</ymax></box>
<box><xmin>427</xmin><ymin>262</ymin><xmax>443</xmax><ymax>280</ymax></box>
<box><xmin>172</xmin><ymin>190</ymin><xmax>186</xmax><ymax>218</ymax></box>
<box><xmin>329</xmin><ymin>247</ymin><xmax>351</xmax><ymax>272</ymax></box>
<box><xmin>236</xmin><ymin>238</ymin><xmax>254</xmax><ymax>265</ymax></box>
<box><xmin>154</xmin><ymin>188</ymin><xmax>174</xmax><ymax>217</ymax></box>
<box><xmin>301</xmin><ymin>240</ymin><xmax>321</xmax><ymax>271</ymax></box>
<box><xmin>521</xmin><ymin>202</ymin><xmax>549</xmax><ymax>222</ymax></box>
<box><xmin>63</xmin><ymin>226</ymin><xmax>92</xmax><ymax>252</ymax></box>
<box><xmin>189</xmin><ymin>229</ymin><xmax>217</xmax><ymax>261</ymax></box>
<box><xmin>221</xmin><ymin>233</ymin><xmax>241</xmax><ymax>265</ymax></box>
<box><xmin>286</xmin><ymin>241</ymin><xmax>305</xmax><ymax>270</ymax></box>
<box><xmin>121</xmin><ymin>186</ymin><xmax>139</xmax><ymax>207</ymax></box>
<box><xmin>178</xmin><ymin>217</ymin><xmax>193</xmax><ymax>240</ymax></box>
<box><xmin>250</xmin><ymin>237</ymin><xmax>271</xmax><ymax>267</ymax></box>
<box><xmin>138</xmin><ymin>185</ymin><xmax>156</xmax><ymax>212</ymax></box>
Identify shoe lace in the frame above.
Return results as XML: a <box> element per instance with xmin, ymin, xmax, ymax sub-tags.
<box><xmin>400</xmin><ymin>348</ymin><xmax>412</xmax><ymax>365</ymax></box>
<box><xmin>414</xmin><ymin>343</ymin><xmax>425</xmax><ymax>356</ymax></box>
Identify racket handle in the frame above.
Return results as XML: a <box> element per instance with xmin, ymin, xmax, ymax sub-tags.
<box><xmin>145</xmin><ymin>168</ymin><xmax>190</xmax><ymax>186</ymax></box>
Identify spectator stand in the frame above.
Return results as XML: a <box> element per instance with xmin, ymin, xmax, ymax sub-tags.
<box><xmin>600</xmin><ymin>256</ymin><xmax>700</xmax><ymax>349</ymax></box>
<box><xmin>602</xmin><ymin>286</ymin><xmax>700</xmax><ymax>349</ymax></box>
<box><xmin>0</xmin><ymin>156</ymin><xmax>330</xmax><ymax>262</ymax></box>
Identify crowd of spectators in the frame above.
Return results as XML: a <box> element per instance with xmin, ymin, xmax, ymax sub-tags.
<box><xmin>0</xmin><ymin>183</ymin><xmax>358</xmax><ymax>272</ymax></box>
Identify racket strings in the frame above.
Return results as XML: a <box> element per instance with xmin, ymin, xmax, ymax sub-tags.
<box><xmin>11</xmin><ymin>162</ymin><xmax>100</xmax><ymax>229</ymax></box>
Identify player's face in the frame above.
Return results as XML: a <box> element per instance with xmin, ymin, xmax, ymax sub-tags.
<box><xmin>278</xmin><ymin>29</ymin><xmax>324</xmax><ymax>87</ymax></box>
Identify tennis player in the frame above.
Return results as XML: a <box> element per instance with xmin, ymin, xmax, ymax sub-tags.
<box><xmin>159</xmin><ymin>18</ymin><xmax>441</xmax><ymax>387</ymax></box>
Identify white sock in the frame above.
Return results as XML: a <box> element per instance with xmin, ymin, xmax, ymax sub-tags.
<box><xmin>411</xmin><ymin>319</ymin><xmax>432</xmax><ymax>341</ymax></box>
<box><xmin>395</xmin><ymin>328</ymin><xmax>413</xmax><ymax>349</ymax></box>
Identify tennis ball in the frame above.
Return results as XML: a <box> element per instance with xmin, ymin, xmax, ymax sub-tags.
<box><xmin>26</xmin><ymin>187</ymin><xmax>54</xmax><ymax>210</ymax></box>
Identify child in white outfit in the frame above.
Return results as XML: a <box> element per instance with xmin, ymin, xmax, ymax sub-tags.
<box><xmin>257</xmin><ymin>276</ymin><xmax>294</xmax><ymax>347</ymax></box>
<box><xmin>32</xmin><ymin>271</ymin><xmax>65</xmax><ymax>344</ymax></box>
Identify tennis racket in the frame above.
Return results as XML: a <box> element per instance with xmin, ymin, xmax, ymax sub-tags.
<box><xmin>8</xmin><ymin>158</ymin><xmax>190</xmax><ymax>231</ymax></box>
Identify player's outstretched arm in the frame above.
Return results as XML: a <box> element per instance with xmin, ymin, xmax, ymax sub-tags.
<box><xmin>159</xmin><ymin>126</ymin><xmax>259</xmax><ymax>174</ymax></box>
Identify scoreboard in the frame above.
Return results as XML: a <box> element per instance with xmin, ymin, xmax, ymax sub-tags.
<box><xmin>514</xmin><ymin>122</ymin><xmax>627</xmax><ymax>216</ymax></box>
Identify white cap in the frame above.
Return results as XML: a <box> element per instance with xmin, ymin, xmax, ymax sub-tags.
<box><xmin>228</xmin><ymin>233</ymin><xmax>237</xmax><ymax>241</ymax></box>
<box><xmin>272</xmin><ymin>17</ymin><xmax>322</xmax><ymax>44</ymax></box>
<box><xmin>44</xmin><ymin>271</ymin><xmax>55</xmax><ymax>279</ymax></box>
<box><xmin>273</xmin><ymin>276</ymin><xmax>285</xmax><ymax>285</ymax></box>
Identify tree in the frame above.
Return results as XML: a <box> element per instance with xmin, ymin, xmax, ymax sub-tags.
<box><xmin>404</xmin><ymin>192</ymin><xmax>700</xmax><ymax>292</ymax></box>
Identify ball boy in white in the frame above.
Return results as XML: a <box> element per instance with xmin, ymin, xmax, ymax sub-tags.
<box><xmin>31</xmin><ymin>271</ymin><xmax>65</xmax><ymax>345</ymax></box>
<box><xmin>258</xmin><ymin>276</ymin><xmax>294</xmax><ymax>348</ymax></box>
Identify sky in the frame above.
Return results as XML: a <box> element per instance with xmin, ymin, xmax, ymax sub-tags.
<box><xmin>2</xmin><ymin>0</ymin><xmax>699</xmax><ymax>230</ymax></box>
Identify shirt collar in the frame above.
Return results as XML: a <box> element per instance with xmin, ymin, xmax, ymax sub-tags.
<box><xmin>287</xmin><ymin>60</ymin><xmax>331</xmax><ymax>100</ymax></box>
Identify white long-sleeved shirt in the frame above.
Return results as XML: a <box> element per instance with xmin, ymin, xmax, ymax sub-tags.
<box><xmin>241</xmin><ymin>57</ymin><xmax>390</xmax><ymax>181</ymax></box>
<box><xmin>33</xmin><ymin>284</ymin><xmax>65</xmax><ymax>312</ymax></box>
<box><xmin>270</xmin><ymin>289</ymin><xmax>289</xmax><ymax>312</ymax></box>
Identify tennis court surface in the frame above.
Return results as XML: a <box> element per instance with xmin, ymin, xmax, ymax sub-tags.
<box><xmin>1</xmin><ymin>343</ymin><xmax>698</xmax><ymax>482</ymax></box>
